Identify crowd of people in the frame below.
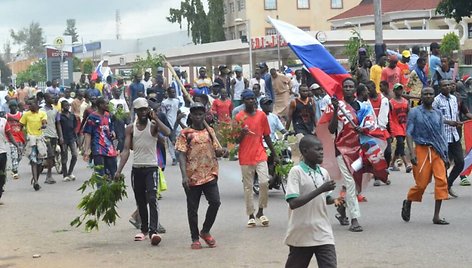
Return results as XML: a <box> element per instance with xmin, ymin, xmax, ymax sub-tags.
<box><xmin>1</xmin><ymin>40</ymin><xmax>472</xmax><ymax>267</ymax></box>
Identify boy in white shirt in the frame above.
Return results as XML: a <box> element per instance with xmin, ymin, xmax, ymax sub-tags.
<box><xmin>284</xmin><ymin>135</ymin><xmax>342</xmax><ymax>268</ymax></box>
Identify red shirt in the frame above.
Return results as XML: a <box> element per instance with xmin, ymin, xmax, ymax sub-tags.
<box><xmin>235</xmin><ymin>110</ymin><xmax>270</xmax><ymax>165</ymax></box>
<box><xmin>6</xmin><ymin>112</ymin><xmax>25</xmax><ymax>144</ymax></box>
<box><xmin>211</xmin><ymin>98</ymin><xmax>233</xmax><ymax>123</ymax></box>
<box><xmin>381</xmin><ymin>67</ymin><xmax>401</xmax><ymax>90</ymax></box>
<box><xmin>389</xmin><ymin>97</ymin><xmax>409</xmax><ymax>137</ymax></box>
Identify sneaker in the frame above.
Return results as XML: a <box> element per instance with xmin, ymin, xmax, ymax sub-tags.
<box><xmin>388</xmin><ymin>166</ymin><xmax>400</xmax><ymax>172</ymax></box>
<box><xmin>33</xmin><ymin>183</ymin><xmax>41</xmax><ymax>191</ymax></box>
<box><xmin>69</xmin><ymin>174</ymin><xmax>76</xmax><ymax>181</ymax></box>
<box><xmin>12</xmin><ymin>173</ymin><xmax>19</xmax><ymax>180</ymax></box>
<box><xmin>459</xmin><ymin>178</ymin><xmax>471</xmax><ymax>186</ymax></box>
<box><xmin>150</xmin><ymin>234</ymin><xmax>162</xmax><ymax>246</ymax></box>
<box><xmin>63</xmin><ymin>176</ymin><xmax>71</xmax><ymax>182</ymax></box>
<box><xmin>373</xmin><ymin>180</ymin><xmax>381</xmax><ymax>187</ymax></box>
<box><xmin>448</xmin><ymin>187</ymin><xmax>459</xmax><ymax>198</ymax></box>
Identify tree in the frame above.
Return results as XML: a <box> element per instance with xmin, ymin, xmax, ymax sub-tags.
<box><xmin>82</xmin><ymin>59</ymin><xmax>94</xmax><ymax>74</ymax></box>
<box><xmin>73</xmin><ymin>56</ymin><xmax>82</xmax><ymax>72</ymax></box>
<box><xmin>208</xmin><ymin>0</ymin><xmax>225</xmax><ymax>42</ymax></box>
<box><xmin>0</xmin><ymin>56</ymin><xmax>12</xmax><ymax>84</ymax></box>
<box><xmin>15</xmin><ymin>59</ymin><xmax>46</xmax><ymax>85</ymax></box>
<box><xmin>436</xmin><ymin>0</ymin><xmax>472</xmax><ymax>23</ymax></box>
<box><xmin>167</xmin><ymin>0</ymin><xmax>225</xmax><ymax>44</ymax></box>
<box><xmin>64</xmin><ymin>19</ymin><xmax>79</xmax><ymax>43</ymax></box>
<box><xmin>440</xmin><ymin>32</ymin><xmax>460</xmax><ymax>58</ymax></box>
<box><xmin>10</xmin><ymin>22</ymin><xmax>45</xmax><ymax>57</ymax></box>
<box><xmin>3</xmin><ymin>40</ymin><xmax>11</xmax><ymax>63</ymax></box>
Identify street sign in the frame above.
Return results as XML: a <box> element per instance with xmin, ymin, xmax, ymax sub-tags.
<box><xmin>53</xmin><ymin>36</ymin><xmax>65</xmax><ymax>49</ymax></box>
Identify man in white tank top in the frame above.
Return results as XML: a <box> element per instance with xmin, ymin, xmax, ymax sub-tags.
<box><xmin>230</xmin><ymin>65</ymin><xmax>249</xmax><ymax>107</ymax></box>
<box><xmin>0</xmin><ymin>116</ymin><xmax>19</xmax><ymax>201</ymax></box>
<box><xmin>115</xmin><ymin>98</ymin><xmax>170</xmax><ymax>246</ymax></box>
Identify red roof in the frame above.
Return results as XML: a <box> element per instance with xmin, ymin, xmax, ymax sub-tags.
<box><xmin>329</xmin><ymin>0</ymin><xmax>441</xmax><ymax>21</ymax></box>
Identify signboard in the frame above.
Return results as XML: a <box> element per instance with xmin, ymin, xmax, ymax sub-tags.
<box><xmin>53</xmin><ymin>36</ymin><xmax>65</xmax><ymax>49</ymax></box>
<box><xmin>251</xmin><ymin>35</ymin><xmax>288</xmax><ymax>50</ymax></box>
<box><xmin>46</xmin><ymin>48</ymin><xmax>72</xmax><ymax>58</ymax></box>
<box><xmin>72</xmin><ymin>42</ymin><xmax>101</xmax><ymax>53</ymax></box>
<box><xmin>46</xmin><ymin>48</ymin><xmax>73</xmax><ymax>86</ymax></box>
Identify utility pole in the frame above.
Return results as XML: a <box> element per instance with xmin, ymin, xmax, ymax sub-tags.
<box><xmin>373</xmin><ymin>0</ymin><xmax>383</xmax><ymax>62</ymax></box>
<box><xmin>116</xmin><ymin>10</ymin><xmax>121</xmax><ymax>40</ymax></box>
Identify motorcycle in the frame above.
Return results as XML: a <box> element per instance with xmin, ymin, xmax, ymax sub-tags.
<box><xmin>253</xmin><ymin>132</ymin><xmax>296</xmax><ymax>195</ymax></box>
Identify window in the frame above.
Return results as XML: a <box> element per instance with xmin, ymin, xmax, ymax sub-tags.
<box><xmin>299</xmin><ymin>26</ymin><xmax>310</xmax><ymax>32</ymax></box>
<box><xmin>265</xmin><ymin>28</ymin><xmax>277</xmax><ymax>35</ymax></box>
<box><xmin>229</xmin><ymin>2</ymin><xmax>235</xmax><ymax>12</ymax></box>
<box><xmin>237</xmin><ymin>0</ymin><xmax>245</xmax><ymax>11</ymax></box>
<box><xmin>297</xmin><ymin>0</ymin><xmax>309</xmax><ymax>9</ymax></box>
<box><xmin>465</xmin><ymin>54</ymin><xmax>472</xmax><ymax>65</ymax></box>
<box><xmin>468</xmin><ymin>23</ymin><xmax>472</xmax><ymax>39</ymax></box>
<box><xmin>331</xmin><ymin>0</ymin><xmax>343</xmax><ymax>9</ymax></box>
<box><xmin>264</xmin><ymin>0</ymin><xmax>277</xmax><ymax>10</ymax></box>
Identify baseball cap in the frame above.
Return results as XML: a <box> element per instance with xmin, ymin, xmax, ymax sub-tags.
<box><xmin>310</xmin><ymin>83</ymin><xmax>321</xmax><ymax>90</ymax></box>
<box><xmin>211</xmin><ymin>82</ymin><xmax>222</xmax><ymax>88</ymax></box>
<box><xmin>393</xmin><ymin>83</ymin><xmax>404</xmax><ymax>90</ymax></box>
<box><xmin>259</xmin><ymin>97</ymin><xmax>273</xmax><ymax>105</ymax></box>
<box><xmin>157</xmin><ymin>66</ymin><xmax>164</xmax><ymax>72</ymax></box>
<box><xmin>234</xmin><ymin>65</ymin><xmax>242</xmax><ymax>72</ymax></box>
<box><xmin>401</xmin><ymin>50</ymin><xmax>411</xmax><ymax>58</ymax></box>
<box><xmin>257</xmin><ymin>62</ymin><xmax>268</xmax><ymax>68</ymax></box>
<box><xmin>388</xmin><ymin>54</ymin><xmax>398</xmax><ymax>61</ymax></box>
<box><xmin>462</xmin><ymin>75</ymin><xmax>471</xmax><ymax>83</ymax></box>
<box><xmin>133</xmin><ymin>97</ymin><xmax>149</xmax><ymax>109</ymax></box>
<box><xmin>241</xmin><ymin>89</ymin><xmax>255</xmax><ymax>99</ymax></box>
<box><xmin>190</xmin><ymin>102</ymin><xmax>206</xmax><ymax>112</ymax></box>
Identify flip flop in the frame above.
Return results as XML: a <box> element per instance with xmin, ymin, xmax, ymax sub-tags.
<box><xmin>349</xmin><ymin>225</ymin><xmax>363</xmax><ymax>232</ymax></box>
<box><xmin>433</xmin><ymin>218</ymin><xmax>450</xmax><ymax>225</ymax></box>
<box><xmin>401</xmin><ymin>200</ymin><xmax>411</xmax><ymax>222</ymax></box>
<box><xmin>258</xmin><ymin>215</ymin><xmax>270</xmax><ymax>227</ymax></box>
<box><xmin>150</xmin><ymin>234</ymin><xmax>161</xmax><ymax>246</ymax></box>
<box><xmin>200</xmin><ymin>232</ymin><xmax>216</xmax><ymax>248</ymax></box>
<box><xmin>134</xmin><ymin>233</ymin><xmax>146</xmax><ymax>241</ymax></box>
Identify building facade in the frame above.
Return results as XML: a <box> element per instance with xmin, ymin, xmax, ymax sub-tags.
<box><xmin>223</xmin><ymin>0</ymin><xmax>361</xmax><ymax>40</ymax></box>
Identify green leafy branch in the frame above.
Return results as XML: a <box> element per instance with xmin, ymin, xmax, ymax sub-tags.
<box><xmin>70</xmin><ymin>167</ymin><xmax>127</xmax><ymax>232</ymax></box>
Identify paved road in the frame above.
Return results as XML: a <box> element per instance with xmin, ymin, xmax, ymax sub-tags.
<box><xmin>1</xmin><ymin>155</ymin><xmax>472</xmax><ymax>268</ymax></box>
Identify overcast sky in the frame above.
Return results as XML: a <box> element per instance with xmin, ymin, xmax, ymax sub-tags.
<box><xmin>0</xmin><ymin>0</ymin><xmax>206</xmax><ymax>52</ymax></box>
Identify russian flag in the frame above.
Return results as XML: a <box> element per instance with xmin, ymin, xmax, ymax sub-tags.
<box><xmin>268</xmin><ymin>17</ymin><xmax>350</xmax><ymax>98</ymax></box>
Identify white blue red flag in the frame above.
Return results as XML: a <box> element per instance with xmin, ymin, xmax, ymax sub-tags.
<box><xmin>267</xmin><ymin>17</ymin><xmax>350</xmax><ymax>98</ymax></box>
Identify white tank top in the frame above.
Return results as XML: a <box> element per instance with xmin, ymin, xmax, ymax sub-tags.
<box><xmin>233</xmin><ymin>77</ymin><xmax>245</xmax><ymax>101</ymax></box>
<box><xmin>133</xmin><ymin>120</ymin><xmax>158</xmax><ymax>167</ymax></box>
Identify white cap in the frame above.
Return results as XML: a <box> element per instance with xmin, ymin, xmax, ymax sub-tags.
<box><xmin>133</xmin><ymin>97</ymin><xmax>148</xmax><ymax>109</ymax></box>
<box><xmin>310</xmin><ymin>83</ymin><xmax>320</xmax><ymax>90</ymax></box>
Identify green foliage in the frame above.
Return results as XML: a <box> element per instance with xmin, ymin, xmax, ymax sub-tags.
<box><xmin>73</xmin><ymin>56</ymin><xmax>81</xmax><ymax>72</ymax></box>
<box><xmin>108</xmin><ymin>103</ymin><xmax>129</xmax><ymax>121</ymax></box>
<box><xmin>440</xmin><ymin>32</ymin><xmax>460</xmax><ymax>58</ymax></box>
<box><xmin>344</xmin><ymin>29</ymin><xmax>373</xmax><ymax>71</ymax></box>
<box><xmin>64</xmin><ymin>19</ymin><xmax>79</xmax><ymax>43</ymax></box>
<box><xmin>10</xmin><ymin>22</ymin><xmax>45</xmax><ymax>57</ymax></box>
<box><xmin>436</xmin><ymin>0</ymin><xmax>472</xmax><ymax>23</ymax></box>
<box><xmin>15</xmin><ymin>59</ymin><xmax>46</xmax><ymax>85</ymax></box>
<box><xmin>82</xmin><ymin>59</ymin><xmax>93</xmax><ymax>74</ymax></box>
<box><xmin>168</xmin><ymin>0</ymin><xmax>225</xmax><ymax>44</ymax></box>
<box><xmin>0</xmin><ymin>57</ymin><xmax>12</xmax><ymax>84</ymax></box>
<box><xmin>267</xmin><ymin>140</ymin><xmax>294</xmax><ymax>178</ymax></box>
<box><xmin>132</xmin><ymin>50</ymin><xmax>165</xmax><ymax>77</ymax></box>
<box><xmin>70</xmin><ymin>168</ymin><xmax>128</xmax><ymax>232</ymax></box>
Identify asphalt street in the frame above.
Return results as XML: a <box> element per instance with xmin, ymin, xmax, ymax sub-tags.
<box><xmin>1</xmin><ymin>154</ymin><xmax>472</xmax><ymax>268</ymax></box>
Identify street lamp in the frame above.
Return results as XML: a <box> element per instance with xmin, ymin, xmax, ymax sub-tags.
<box><xmin>235</xmin><ymin>18</ymin><xmax>253</xmax><ymax>78</ymax></box>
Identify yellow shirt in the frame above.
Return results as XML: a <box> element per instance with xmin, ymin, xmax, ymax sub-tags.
<box><xmin>20</xmin><ymin>110</ymin><xmax>47</xmax><ymax>136</ymax></box>
<box><xmin>370</xmin><ymin>65</ymin><xmax>384</xmax><ymax>93</ymax></box>
<box><xmin>95</xmin><ymin>82</ymin><xmax>104</xmax><ymax>94</ymax></box>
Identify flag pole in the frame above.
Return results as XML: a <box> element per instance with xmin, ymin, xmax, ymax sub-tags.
<box><xmin>164</xmin><ymin>58</ymin><xmax>222</xmax><ymax>148</ymax></box>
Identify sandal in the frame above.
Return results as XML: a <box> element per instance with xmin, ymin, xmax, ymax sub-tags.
<box><xmin>191</xmin><ymin>240</ymin><xmax>202</xmax><ymax>249</ymax></box>
<box><xmin>257</xmin><ymin>215</ymin><xmax>270</xmax><ymax>227</ymax></box>
<box><xmin>349</xmin><ymin>225</ymin><xmax>363</xmax><ymax>232</ymax></box>
<box><xmin>401</xmin><ymin>200</ymin><xmax>411</xmax><ymax>222</ymax></box>
<box><xmin>433</xmin><ymin>218</ymin><xmax>449</xmax><ymax>225</ymax></box>
<box><xmin>134</xmin><ymin>232</ymin><xmax>147</xmax><ymax>241</ymax></box>
<box><xmin>247</xmin><ymin>218</ymin><xmax>256</xmax><ymax>227</ymax></box>
<box><xmin>335</xmin><ymin>214</ymin><xmax>350</xmax><ymax>226</ymax></box>
<box><xmin>357</xmin><ymin>194</ymin><xmax>367</xmax><ymax>202</ymax></box>
<box><xmin>200</xmin><ymin>232</ymin><xmax>216</xmax><ymax>248</ymax></box>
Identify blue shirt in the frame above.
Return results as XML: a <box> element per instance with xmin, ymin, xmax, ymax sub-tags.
<box><xmin>83</xmin><ymin>111</ymin><xmax>116</xmax><ymax>157</ymax></box>
<box><xmin>129</xmin><ymin>82</ymin><xmax>145</xmax><ymax>102</ymax></box>
<box><xmin>429</xmin><ymin>55</ymin><xmax>441</xmax><ymax>79</ymax></box>
<box><xmin>87</xmin><ymin>88</ymin><xmax>101</xmax><ymax>98</ymax></box>
<box><xmin>407</xmin><ymin>105</ymin><xmax>448</xmax><ymax>162</ymax></box>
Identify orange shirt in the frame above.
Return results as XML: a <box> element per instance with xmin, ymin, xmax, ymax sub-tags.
<box><xmin>397</xmin><ymin>61</ymin><xmax>410</xmax><ymax>90</ymax></box>
<box><xmin>381</xmin><ymin>67</ymin><xmax>401</xmax><ymax>90</ymax></box>
<box><xmin>389</xmin><ymin>97</ymin><xmax>409</xmax><ymax>137</ymax></box>
<box><xmin>211</xmin><ymin>98</ymin><xmax>233</xmax><ymax>123</ymax></box>
<box><xmin>235</xmin><ymin>110</ymin><xmax>270</xmax><ymax>165</ymax></box>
